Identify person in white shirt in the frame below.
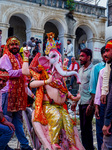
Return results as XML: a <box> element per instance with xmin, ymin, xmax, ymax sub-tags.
<box><xmin>65</xmin><ymin>39</ymin><xmax>74</xmax><ymax>67</ymax></box>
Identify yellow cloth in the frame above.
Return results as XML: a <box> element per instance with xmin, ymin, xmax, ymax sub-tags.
<box><xmin>19</xmin><ymin>47</ymin><xmax>24</xmax><ymax>60</ymax></box>
<box><xmin>43</xmin><ymin>101</ymin><xmax>76</xmax><ymax>145</ymax></box>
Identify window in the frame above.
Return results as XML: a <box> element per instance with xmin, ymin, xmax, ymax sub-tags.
<box><xmin>108</xmin><ymin>0</ymin><xmax>112</xmax><ymax>26</ymax></box>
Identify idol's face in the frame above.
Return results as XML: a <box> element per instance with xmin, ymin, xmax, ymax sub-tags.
<box><xmin>8</xmin><ymin>42</ymin><xmax>20</xmax><ymax>55</ymax></box>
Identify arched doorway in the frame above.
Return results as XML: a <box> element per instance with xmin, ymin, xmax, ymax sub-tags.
<box><xmin>8</xmin><ymin>13</ymin><xmax>31</xmax><ymax>46</ymax></box>
<box><xmin>44</xmin><ymin>19</ymin><xmax>64</xmax><ymax>55</ymax></box>
<box><xmin>75</xmin><ymin>25</ymin><xmax>93</xmax><ymax>59</ymax></box>
<box><xmin>9</xmin><ymin>16</ymin><xmax>26</xmax><ymax>46</ymax></box>
<box><xmin>44</xmin><ymin>21</ymin><xmax>59</xmax><ymax>40</ymax></box>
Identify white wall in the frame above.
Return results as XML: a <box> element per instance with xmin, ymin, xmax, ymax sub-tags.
<box><xmin>98</xmin><ymin>0</ymin><xmax>112</xmax><ymax>42</ymax></box>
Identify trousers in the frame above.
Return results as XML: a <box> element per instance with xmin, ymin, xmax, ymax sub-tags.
<box><xmin>43</xmin><ymin>102</ymin><xmax>76</xmax><ymax>145</ymax></box>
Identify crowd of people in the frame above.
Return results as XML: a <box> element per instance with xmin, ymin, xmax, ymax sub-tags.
<box><xmin>0</xmin><ymin>29</ymin><xmax>112</xmax><ymax>150</ymax></box>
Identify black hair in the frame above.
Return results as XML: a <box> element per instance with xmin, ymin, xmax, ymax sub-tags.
<box><xmin>81</xmin><ymin>48</ymin><xmax>92</xmax><ymax>61</ymax></box>
<box><xmin>30</xmin><ymin>37</ymin><xmax>35</xmax><ymax>41</ymax></box>
<box><xmin>23</xmin><ymin>42</ymin><xmax>27</xmax><ymax>47</ymax></box>
<box><xmin>0</xmin><ymin>30</ymin><xmax>2</xmax><ymax>32</ymax></box>
<box><xmin>67</xmin><ymin>39</ymin><xmax>71</xmax><ymax>43</ymax></box>
<box><xmin>101</xmin><ymin>46</ymin><xmax>105</xmax><ymax>55</ymax></box>
<box><xmin>0</xmin><ymin>68</ymin><xmax>8</xmax><ymax>73</ymax></box>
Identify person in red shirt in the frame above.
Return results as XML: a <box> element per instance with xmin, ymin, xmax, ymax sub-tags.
<box><xmin>69</xmin><ymin>57</ymin><xmax>80</xmax><ymax>89</ymax></box>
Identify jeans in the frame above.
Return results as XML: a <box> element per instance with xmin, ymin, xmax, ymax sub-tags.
<box><xmin>79</xmin><ymin>104</ymin><xmax>94</xmax><ymax>150</ymax></box>
<box><xmin>96</xmin><ymin>103</ymin><xmax>106</xmax><ymax>150</ymax></box>
<box><xmin>2</xmin><ymin>92</ymin><xmax>30</xmax><ymax>149</ymax></box>
<box><xmin>67</xmin><ymin>56</ymin><xmax>72</xmax><ymax>67</ymax></box>
<box><xmin>0</xmin><ymin>117</ymin><xmax>14</xmax><ymax>150</ymax></box>
<box><xmin>102</xmin><ymin>132</ymin><xmax>112</xmax><ymax>150</ymax></box>
<box><xmin>70</xmin><ymin>76</ymin><xmax>76</xmax><ymax>88</ymax></box>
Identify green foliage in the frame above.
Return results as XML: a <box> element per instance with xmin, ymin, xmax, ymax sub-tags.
<box><xmin>66</xmin><ymin>0</ymin><xmax>75</xmax><ymax>12</ymax></box>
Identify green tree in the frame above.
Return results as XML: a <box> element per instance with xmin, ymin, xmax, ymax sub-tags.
<box><xmin>66</xmin><ymin>0</ymin><xmax>75</xmax><ymax>12</ymax></box>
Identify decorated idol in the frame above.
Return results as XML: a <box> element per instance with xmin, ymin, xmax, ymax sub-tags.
<box><xmin>22</xmin><ymin>32</ymin><xmax>84</xmax><ymax>150</ymax></box>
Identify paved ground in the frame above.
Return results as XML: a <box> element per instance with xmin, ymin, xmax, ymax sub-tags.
<box><xmin>8</xmin><ymin>117</ymin><xmax>97</xmax><ymax>150</ymax></box>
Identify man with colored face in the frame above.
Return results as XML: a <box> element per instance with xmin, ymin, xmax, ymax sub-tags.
<box><xmin>102</xmin><ymin>40</ymin><xmax>112</xmax><ymax>150</ymax></box>
<box><xmin>78</xmin><ymin>48</ymin><xmax>94</xmax><ymax>150</ymax></box>
<box><xmin>0</xmin><ymin>37</ymin><xmax>33</xmax><ymax>150</ymax></box>
<box><xmin>0</xmin><ymin>68</ymin><xmax>15</xmax><ymax>150</ymax></box>
<box><xmin>89</xmin><ymin>46</ymin><xmax>106</xmax><ymax>150</ymax></box>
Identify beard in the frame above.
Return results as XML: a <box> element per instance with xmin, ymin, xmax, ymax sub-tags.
<box><xmin>80</xmin><ymin>60</ymin><xmax>87</xmax><ymax>65</ymax></box>
<box><xmin>107</xmin><ymin>59</ymin><xmax>112</xmax><ymax>64</ymax></box>
<box><xmin>9</xmin><ymin>48</ymin><xmax>19</xmax><ymax>55</ymax></box>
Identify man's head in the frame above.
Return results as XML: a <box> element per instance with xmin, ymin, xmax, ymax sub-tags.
<box><xmin>71</xmin><ymin>57</ymin><xmax>75</xmax><ymax>63</ymax></box>
<box><xmin>23</xmin><ymin>42</ymin><xmax>27</xmax><ymax>47</ymax></box>
<box><xmin>0</xmin><ymin>30</ymin><xmax>2</xmax><ymax>35</ymax></box>
<box><xmin>79</xmin><ymin>48</ymin><xmax>92</xmax><ymax>65</ymax></box>
<box><xmin>104</xmin><ymin>40</ymin><xmax>112</xmax><ymax>64</ymax></box>
<box><xmin>0</xmin><ymin>68</ymin><xmax>9</xmax><ymax>90</ymax></box>
<box><xmin>6</xmin><ymin>37</ymin><xmax>20</xmax><ymax>55</ymax></box>
<box><xmin>30</xmin><ymin>37</ymin><xmax>35</xmax><ymax>42</ymax></box>
<box><xmin>67</xmin><ymin>39</ymin><xmax>71</xmax><ymax>45</ymax></box>
<box><xmin>57</xmin><ymin>37</ymin><xmax>59</xmax><ymax>41</ymax></box>
<box><xmin>82</xmin><ymin>40</ymin><xmax>85</xmax><ymax>44</ymax></box>
<box><xmin>101</xmin><ymin>46</ymin><xmax>106</xmax><ymax>63</ymax></box>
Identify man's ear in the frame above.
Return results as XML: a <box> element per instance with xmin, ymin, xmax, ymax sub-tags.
<box><xmin>87</xmin><ymin>55</ymin><xmax>91</xmax><ymax>61</ymax></box>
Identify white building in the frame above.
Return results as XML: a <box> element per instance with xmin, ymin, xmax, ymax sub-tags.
<box><xmin>0</xmin><ymin>0</ymin><xmax>107</xmax><ymax>62</ymax></box>
<box><xmin>98</xmin><ymin>0</ymin><xmax>112</xmax><ymax>43</ymax></box>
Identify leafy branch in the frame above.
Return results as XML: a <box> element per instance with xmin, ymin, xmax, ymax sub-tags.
<box><xmin>66</xmin><ymin>0</ymin><xmax>76</xmax><ymax>12</ymax></box>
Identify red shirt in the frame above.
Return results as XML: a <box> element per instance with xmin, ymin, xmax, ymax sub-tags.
<box><xmin>69</xmin><ymin>61</ymin><xmax>80</xmax><ymax>72</ymax></box>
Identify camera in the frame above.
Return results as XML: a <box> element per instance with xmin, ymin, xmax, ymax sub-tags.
<box><xmin>36</xmin><ymin>38</ymin><xmax>42</xmax><ymax>45</ymax></box>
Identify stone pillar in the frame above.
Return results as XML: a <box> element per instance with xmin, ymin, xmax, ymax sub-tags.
<box><xmin>72</xmin><ymin>35</ymin><xmax>76</xmax><ymax>57</ymax></box>
<box><xmin>59</xmin><ymin>34</ymin><xmax>68</xmax><ymax>59</ymax></box>
<box><xmin>59</xmin><ymin>33</ymin><xmax>76</xmax><ymax>59</ymax></box>
<box><xmin>87</xmin><ymin>37</ymin><xmax>105</xmax><ymax>63</ymax></box>
<box><xmin>0</xmin><ymin>23</ymin><xmax>10</xmax><ymax>45</ymax></box>
<box><xmin>26</xmin><ymin>28</ymin><xmax>45</xmax><ymax>55</ymax></box>
<box><xmin>58</xmin><ymin>33</ymin><xmax>66</xmax><ymax>56</ymax></box>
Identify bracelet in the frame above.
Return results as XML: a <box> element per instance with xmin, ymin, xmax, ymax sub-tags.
<box><xmin>1</xmin><ymin>117</ymin><xmax>5</xmax><ymax>123</ymax></box>
<box><xmin>23</xmin><ymin>61</ymin><xmax>28</xmax><ymax>62</ymax></box>
<box><xmin>24</xmin><ymin>57</ymin><xmax>29</xmax><ymax>62</ymax></box>
<box><xmin>31</xmin><ymin>94</ymin><xmax>35</xmax><ymax>99</ymax></box>
<box><xmin>44</xmin><ymin>80</ymin><xmax>48</xmax><ymax>85</ymax></box>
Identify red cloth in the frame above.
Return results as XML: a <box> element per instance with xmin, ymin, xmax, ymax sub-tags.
<box><xmin>105</xmin><ymin>40</ymin><xmax>112</xmax><ymax>49</ymax></box>
<box><xmin>70</xmin><ymin>61</ymin><xmax>80</xmax><ymax>71</ymax></box>
<box><xmin>4</xmin><ymin>45</ymin><xmax>27</xmax><ymax>112</ymax></box>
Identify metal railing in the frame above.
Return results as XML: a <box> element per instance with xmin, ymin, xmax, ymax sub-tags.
<box><xmin>22</xmin><ymin>0</ymin><xmax>106</xmax><ymax>17</ymax></box>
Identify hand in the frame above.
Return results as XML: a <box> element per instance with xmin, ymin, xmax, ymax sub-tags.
<box><xmin>46</xmin><ymin>74</ymin><xmax>53</xmax><ymax>84</ymax></box>
<box><xmin>86</xmin><ymin>104</ymin><xmax>94</xmax><ymax>116</ymax></box>
<box><xmin>2</xmin><ymin>119</ymin><xmax>15</xmax><ymax>131</ymax></box>
<box><xmin>75</xmin><ymin>93</ymin><xmax>81</xmax><ymax>102</ymax></box>
<box><xmin>100</xmin><ymin>95</ymin><xmax>106</xmax><ymax>104</ymax></box>
<box><xmin>95</xmin><ymin>105</ymin><xmax>100</xmax><ymax>119</ymax></box>
<box><xmin>23</xmin><ymin>49</ymin><xmax>30</xmax><ymax>57</ymax></box>
<box><xmin>71</xmin><ymin>102</ymin><xmax>77</xmax><ymax>111</ymax></box>
<box><xmin>102</xmin><ymin>124</ymin><xmax>111</xmax><ymax>136</ymax></box>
